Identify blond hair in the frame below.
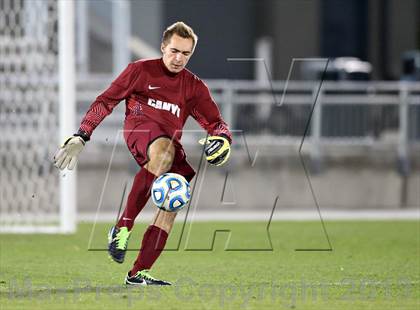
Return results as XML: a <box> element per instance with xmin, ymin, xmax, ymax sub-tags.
<box><xmin>162</xmin><ymin>21</ymin><xmax>198</xmax><ymax>50</ymax></box>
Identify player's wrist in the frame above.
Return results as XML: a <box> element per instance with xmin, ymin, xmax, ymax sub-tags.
<box><xmin>74</xmin><ymin>129</ymin><xmax>90</xmax><ymax>143</ymax></box>
<box><xmin>217</xmin><ymin>133</ymin><xmax>231</xmax><ymax>145</ymax></box>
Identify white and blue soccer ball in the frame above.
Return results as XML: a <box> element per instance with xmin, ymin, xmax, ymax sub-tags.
<box><xmin>151</xmin><ymin>173</ymin><xmax>191</xmax><ymax>212</ymax></box>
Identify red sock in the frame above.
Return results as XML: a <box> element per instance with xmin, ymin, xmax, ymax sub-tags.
<box><xmin>117</xmin><ymin>168</ymin><xmax>156</xmax><ymax>230</ymax></box>
<box><xmin>130</xmin><ymin>225</ymin><xmax>168</xmax><ymax>275</ymax></box>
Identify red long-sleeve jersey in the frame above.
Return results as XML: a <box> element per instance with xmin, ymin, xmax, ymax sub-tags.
<box><xmin>79</xmin><ymin>58</ymin><xmax>232</xmax><ymax>143</ymax></box>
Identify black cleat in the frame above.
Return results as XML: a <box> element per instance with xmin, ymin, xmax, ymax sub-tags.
<box><xmin>125</xmin><ymin>270</ymin><xmax>172</xmax><ymax>286</ymax></box>
<box><xmin>108</xmin><ymin>226</ymin><xmax>131</xmax><ymax>263</ymax></box>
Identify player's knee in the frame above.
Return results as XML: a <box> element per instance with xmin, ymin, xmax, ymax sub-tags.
<box><xmin>153</xmin><ymin>152</ymin><xmax>174</xmax><ymax>174</ymax></box>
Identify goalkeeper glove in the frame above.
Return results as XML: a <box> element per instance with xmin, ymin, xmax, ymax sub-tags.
<box><xmin>53</xmin><ymin>135</ymin><xmax>87</xmax><ymax>170</ymax></box>
<box><xmin>198</xmin><ymin>135</ymin><xmax>231</xmax><ymax>166</ymax></box>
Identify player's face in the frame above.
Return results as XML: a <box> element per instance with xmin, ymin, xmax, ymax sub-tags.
<box><xmin>161</xmin><ymin>34</ymin><xmax>194</xmax><ymax>73</ymax></box>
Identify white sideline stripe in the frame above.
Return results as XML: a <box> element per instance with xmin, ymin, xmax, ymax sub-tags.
<box><xmin>0</xmin><ymin>226</ymin><xmax>67</xmax><ymax>234</ymax></box>
<box><xmin>2</xmin><ymin>210</ymin><xmax>417</xmax><ymax>233</ymax></box>
<box><xmin>78</xmin><ymin>210</ymin><xmax>420</xmax><ymax>222</ymax></box>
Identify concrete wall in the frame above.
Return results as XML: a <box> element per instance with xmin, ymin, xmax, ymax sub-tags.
<box><xmin>258</xmin><ymin>0</ymin><xmax>320</xmax><ymax>79</ymax></box>
<box><xmin>77</xmin><ymin>144</ymin><xmax>419</xmax><ymax>214</ymax></box>
<box><xmin>387</xmin><ymin>0</ymin><xmax>419</xmax><ymax>79</ymax></box>
<box><xmin>163</xmin><ymin>0</ymin><xmax>256</xmax><ymax>79</ymax></box>
<box><xmin>85</xmin><ymin>0</ymin><xmax>419</xmax><ymax>80</ymax></box>
<box><xmin>131</xmin><ymin>0</ymin><xmax>163</xmax><ymax>50</ymax></box>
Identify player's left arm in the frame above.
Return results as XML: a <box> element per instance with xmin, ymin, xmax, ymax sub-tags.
<box><xmin>190</xmin><ymin>81</ymin><xmax>232</xmax><ymax>166</ymax></box>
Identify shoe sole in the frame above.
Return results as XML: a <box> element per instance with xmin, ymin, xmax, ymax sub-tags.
<box><xmin>125</xmin><ymin>279</ymin><xmax>147</xmax><ymax>286</ymax></box>
<box><xmin>108</xmin><ymin>254</ymin><xmax>124</xmax><ymax>264</ymax></box>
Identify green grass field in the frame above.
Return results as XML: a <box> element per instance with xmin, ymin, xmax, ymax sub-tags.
<box><xmin>0</xmin><ymin>220</ymin><xmax>419</xmax><ymax>309</ymax></box>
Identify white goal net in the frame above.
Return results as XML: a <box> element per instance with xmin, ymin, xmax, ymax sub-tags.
<box><xmin>0</xmin><ymin>0</ymin><xmax>76</xmax><ymax>233</ymax></box>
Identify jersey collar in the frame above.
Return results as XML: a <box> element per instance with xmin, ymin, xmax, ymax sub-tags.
<box><xmin>159</xmin><ymin>58</ymin><xmax>181</xmax><ymax>78</ymax></box>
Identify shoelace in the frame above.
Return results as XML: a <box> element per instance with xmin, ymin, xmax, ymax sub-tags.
<box><xmin>115</xmin><ymin>228</ymin><xmax>130</xmax><ymax>250</ymax></box>
<box><xmin>138</xmin><ymin>270</ymin><xmax>156</xmax><ymax>281</ymax></box>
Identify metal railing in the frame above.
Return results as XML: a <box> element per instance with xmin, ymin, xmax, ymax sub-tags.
<box><xmin>77</xmin><ymin>77</ymin><xmax>420</xmax><ymax>168</ymax></box>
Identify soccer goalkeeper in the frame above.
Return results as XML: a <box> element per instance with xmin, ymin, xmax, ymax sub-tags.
<box><xmin>54</xmin><ymin>21</ymin><xmax>232</xmax><ymax>286</ymax></box>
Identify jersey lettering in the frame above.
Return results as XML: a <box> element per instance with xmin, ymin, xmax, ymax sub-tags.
<box><xmin>147</xmin><ymin>98</ymin><xmax>180</xmax><ymax>118</ymax></box>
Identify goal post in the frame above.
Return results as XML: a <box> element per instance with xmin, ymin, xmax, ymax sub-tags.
<box><xmin>59</xmin><ymin>0</ymin><xmax>76</xmax><ymax>234</ymax></box>
<box><xmin>0</xmin><ymin>0</ymin><xmax>76</xmax><ymax>233</ymax></box>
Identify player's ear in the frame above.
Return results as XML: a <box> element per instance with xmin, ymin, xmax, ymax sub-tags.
<box><xmin>160</xmin><ymin>43</ymin><xmax>165</xmax><ymax>54</ymax></box>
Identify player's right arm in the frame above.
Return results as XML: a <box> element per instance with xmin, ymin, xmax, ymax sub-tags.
<box><xmin>54</xmin><ymin>62</ymin><xmax>141</xmax><ymax>170</ymax></box>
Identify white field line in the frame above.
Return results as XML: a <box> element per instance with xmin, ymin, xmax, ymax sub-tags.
<box><xmin>78</xmin><ymin>209</ymin><xmax>420</xmax><ymax>223</ymax></box>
